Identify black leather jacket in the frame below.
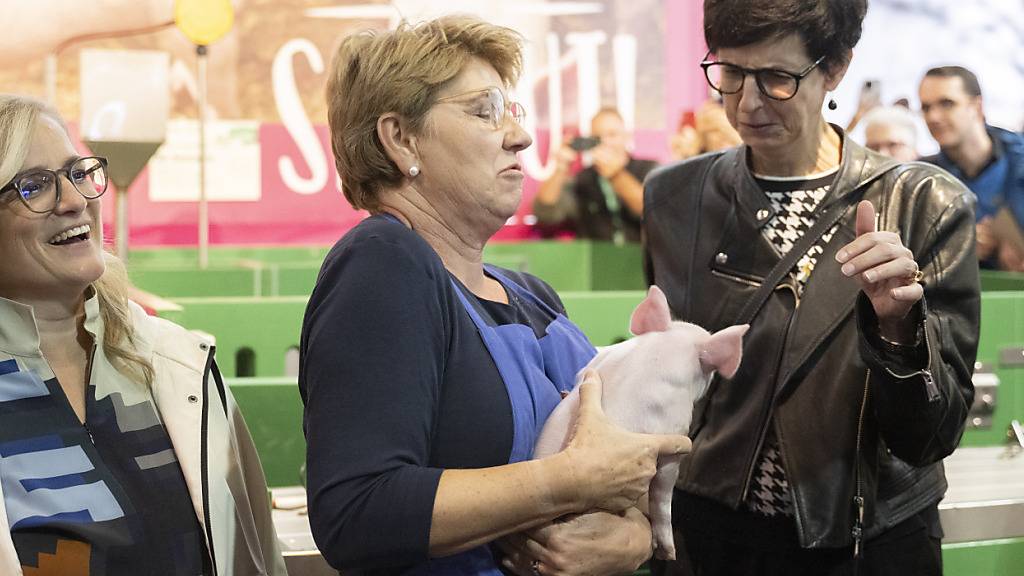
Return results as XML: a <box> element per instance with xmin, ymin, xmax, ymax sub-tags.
<box><xmin>643</xmin><ymin>131</ymin><xmax>979</xmax><ymax>548</ymax></box>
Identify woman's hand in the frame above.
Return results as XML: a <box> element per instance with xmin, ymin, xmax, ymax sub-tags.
<box><xmin>496</xmin><ymin>509</ymin><xmax>652</xmax><ymax>576</ymax></box>
<box><xmin>669</xmin><ymin>125</ymin><xmax>700</xmax><ymax>161</ymax></box>
<box><xmin>556</xmin><ymin>371</ymin><xmax>691</xmax><ymax>514</ymax></box>
<box><xmin>554</xmin><ymin>141</ymin><xmax>578</xmax><ymax>173</ymax></box>
<box><xmin>996</xmin><ymin>240</ymin><xmax>1024</xmax><ymax>272</ymax></box>
<box><xmin>975</xmin><ymin>217</ymin><xmax>998</xmax><ymax>261</ymax></box>
<box><xmin>591</xmin><ymin>145</ymin><xmax>629</xmax><ymax>180</ymax></box>
<box><xmin>836</xmin><ymin>200</ymin><xmax>924</xmax><ymax>342</ymax></box>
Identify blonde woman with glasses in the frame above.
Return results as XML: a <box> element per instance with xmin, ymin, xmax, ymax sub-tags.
<box><xmin>0</xmin><ymin>94</ymin><xmax>286</xmax><ymax>576</ymax></box>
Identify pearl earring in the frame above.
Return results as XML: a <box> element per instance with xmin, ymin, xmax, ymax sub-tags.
<box><xmin>408</xmin><ymin>166</ymin><xmax>420</xmax><ymax>177</ymax></box>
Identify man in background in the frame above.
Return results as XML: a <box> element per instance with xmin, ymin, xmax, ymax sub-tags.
<box><xmin>919</xmin><ymin>65</ymin><xmax>1024</xmax><ymax>271</ymax></box>
<box><xmin>533</xmin><ymin>108</ymin><xmax>658</xmax><ymax>244</ymax></box>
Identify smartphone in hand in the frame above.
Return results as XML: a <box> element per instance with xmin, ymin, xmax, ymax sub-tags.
<box><xmin>569</xmin><ymin>136</ymin><xmax>601</xmax><ymax>151</ymax></box>
<box><xmin>860</xmin><ymin>79</ymin><xmax>881</xmax><ymax>107</ymax></box>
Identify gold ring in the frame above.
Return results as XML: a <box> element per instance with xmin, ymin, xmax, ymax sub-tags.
<box><xmin>531</xmin><ymin>560</ymin><xmax>542</xmax><ymax>576</ymax></box>
<box><xmin>911</xmin><ymin>269</ymin><xmax>924</xmax><ymax>283</ymax></box>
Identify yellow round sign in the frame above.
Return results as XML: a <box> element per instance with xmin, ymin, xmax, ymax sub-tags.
<box><xmin>174</xmin><ymin>0</ymin><xmax>234</xmax><ymax>46</ymax></box>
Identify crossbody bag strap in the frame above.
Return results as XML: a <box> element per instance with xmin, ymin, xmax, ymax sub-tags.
<box><xmin>733</xmin><ymin>162</ymin><xmax>901</xmax><ymax>326</ymax></box>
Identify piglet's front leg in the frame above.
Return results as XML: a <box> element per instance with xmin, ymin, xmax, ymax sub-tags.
<box><xmin>649</xmin><ymin>454</ymin><xmax>683</xmax><ymax>560</ymax></box>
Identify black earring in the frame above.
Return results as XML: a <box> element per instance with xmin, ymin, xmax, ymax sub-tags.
<box><xmin>827</xmin><ymin>98</ymin><xmax>838</xmax><ymax>110</ymax></box>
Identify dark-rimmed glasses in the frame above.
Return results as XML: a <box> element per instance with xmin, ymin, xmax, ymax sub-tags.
<box><xmin>0</xmin><ymin>156</ymin><xmax>108</xmax><ymax>214</ymax></box>
<box><xmin>700</xmin><ymin>53</ymin><xmax>826</xmax><ymax>101</ymax></box>
<box><xmin>436</xmin><ymin>86</ymin><xmax>526</xmax><ymax>130</ymax></box>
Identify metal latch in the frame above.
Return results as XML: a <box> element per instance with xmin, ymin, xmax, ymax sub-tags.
<box><xmin>969</xmin><ymin>363</ymin><xmax>999</xmax><ymax>429</ymax></box>
<box><xmin>1008</xmin><ymin>420</ymin><xmax>1024</xmax><ymax>455</ymax></box>
<box><xmin>998</xmin><ymin>346</ymin><xmax>1024</xmax><ymax>367</ymax></box>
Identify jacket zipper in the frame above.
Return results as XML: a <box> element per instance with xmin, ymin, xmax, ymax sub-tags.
<box><xmin>876</xmin><ymin>317</ymin><xmax>938</xmax><ymax>400</ymax></box>
<box><xmin>711</xmin><ymin>269</ymin><xmax>762</xmax><ymax>288</ymax></box>
<box><xmin>711</xmin><ymin>269</ymin><xmax>802</xmax><ymax>305</ymax></box>
<box><xmin>850</xmin><ymin>317</ymin><xmax>935</xmax><ymax>563</ymax></box>
<box><xmin>82</xmin><ymin>343</ymin><xmax>98</xmax><ymax>444</ymax></box>
<box><xmin>852</xmin><ymin>370</ymin><xmax>870</xmax><ymax>561</ymax></box>
<box><xmin>199</xmin><ymin>345</ymin><xmax>219</xmax><ymax>576</ymax></box>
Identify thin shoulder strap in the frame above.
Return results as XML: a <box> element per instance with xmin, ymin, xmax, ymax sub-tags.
<box><xmin>733</xmin><ymin>162</ymin><xmax>901</xmax><ymax>326</ymax></box>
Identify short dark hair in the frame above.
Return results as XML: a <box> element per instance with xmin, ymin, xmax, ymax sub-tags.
<box><xmin>924</xmin><ymin>66</ymin><xmax>982</xmax><ymax>98</ymax></box>
<box><xmin>703</xmin><ymin>0</ymin><xmax>868</xmax><ymax>72</ymax></box>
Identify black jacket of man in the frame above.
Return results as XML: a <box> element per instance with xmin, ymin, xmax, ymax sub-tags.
<box><xmin>643</xmin><ymin>132</ymin><xmax>979</xmax><ymax>548</ymax></box>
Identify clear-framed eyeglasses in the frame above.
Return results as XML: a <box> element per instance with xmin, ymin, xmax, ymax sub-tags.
<box><xmin>0</xmin><ymin>156</ymin><xmax>109</xmax><ymax>214</ymax></box>
<box><xmin>435</xmin><ymin>86</ymin><xmax>526</xmax><ymax>130</ymax></box>
<box><xmin>700</xmin><ymin>53</ymin><xmax>826</xmax><ymax>101</ymax></box>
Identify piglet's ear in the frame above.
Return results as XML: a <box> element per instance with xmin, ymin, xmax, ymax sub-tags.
<box><xmin>699</xmin><ymin>324</ymin><xmax>749</xmax><ymax>379</ymax></box>
<box><xmin>630</xmin><ymin>285</ymin><xmax>673</xmax><ymax>335</ymax></box>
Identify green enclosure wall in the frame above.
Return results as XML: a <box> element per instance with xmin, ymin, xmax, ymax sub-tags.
<box><xmin>130</xmin><ymin>245</ymin><xmax>1024</xmax><ymax>573</ymax></box>
<box><xmin>128</xmin><ymin>241</ymin><xmax>648</xmax><ymax>298</ymax></box>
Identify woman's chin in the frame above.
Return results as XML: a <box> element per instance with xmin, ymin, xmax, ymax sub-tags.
<box><xmin>54</xmin><ymin>252</ymin><xmax>106</xmax><ymax>292</ymax></box>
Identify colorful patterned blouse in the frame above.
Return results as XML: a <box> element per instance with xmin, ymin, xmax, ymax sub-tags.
<box><xmin>0</xmin><ymin>295</ymin><xmax>209</xmax><ymax>575</ymax></box>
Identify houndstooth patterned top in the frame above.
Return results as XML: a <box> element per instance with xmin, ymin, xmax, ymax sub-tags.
<box><xmin>745</xmin><ymin>167</ymin><xmax>840</xmax><ymax>517</ymax></box>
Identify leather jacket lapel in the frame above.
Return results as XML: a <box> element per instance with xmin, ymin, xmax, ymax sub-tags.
<box><xmin>776</xmin><ymin>219</ymin><xmax>861</xmax><ymax>393</ymax></box>
<box><xmin>707</xmin><ymin>147</ymin><xmax>781</xmax><ymax>286</ymax></box>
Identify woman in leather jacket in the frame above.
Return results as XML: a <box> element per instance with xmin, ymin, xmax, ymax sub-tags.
<box><xmin>644</xmin><ymin>1</ymin><xmax>980</xmax><ymax>574</ymax></box>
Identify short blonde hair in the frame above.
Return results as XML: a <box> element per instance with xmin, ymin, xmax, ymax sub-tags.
<box><xmin>326</xmin><ymin>15</ymin><xmax>524</xmax><ymax>211</ymax></box>
<box><xmin>0</xmin><ymin>94</ymin><xmax>153</xmax><ymax>387</ymax></box>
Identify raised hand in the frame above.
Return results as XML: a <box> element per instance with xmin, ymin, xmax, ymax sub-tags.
<box><xmin>835</xmin><ymin>200</ymin><xmax>924</xmax><ymax>341</ymax></box>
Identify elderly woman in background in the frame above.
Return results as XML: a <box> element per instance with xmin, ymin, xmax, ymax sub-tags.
<box><xmin>645</xmin><ymin>0</ymin><xmax>979</xmax><ymax>574</ymax></box>
<box><xmin>0</xmin><ymin>95</ymin><xmax>286</xmax><ymax>575</ymax></box>
<box><xmin>299</xmin><ymin>15</ymin><xmax>690</xmax><ymax>576</ymax></box>
<box><xmin>862</xmin><ymin>105</ymin><xmax>920</xmax><ymax>162</ymax></box>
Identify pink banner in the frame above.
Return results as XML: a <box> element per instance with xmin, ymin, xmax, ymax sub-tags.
<box><xmin>48</xmin><ymin>1</ymin><xmax>712</xmax><ymax>247</ymax></box>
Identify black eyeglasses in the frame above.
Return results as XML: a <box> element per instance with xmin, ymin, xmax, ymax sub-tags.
<box><xmin>700</xmin><ymin>53</ymin><xmax>826</xmax><ymax>101</ymax></box>
<box><xmin>0</xmin><ymin>156</ymin><xmax>108</xmax><ymax>214</ymax></box>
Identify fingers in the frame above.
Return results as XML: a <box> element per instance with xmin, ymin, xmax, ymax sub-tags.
<box><xmin>839</xmin><ymin>239</ymin><xmax>914</xmax><ymax>283</ymax></box>
<box><xmin>976</xmin><ymin>220</ymin><xmax>998</xmax><ymax>258</ymax></box>
<box><xmin>836</xmin><ymin>231</ymin><xmax>903</xmax><ymax>267</ymax></box>
<box><xmin>499</xmin><ymin>547</ymin><xmax>535</xmax><ymax>576</ymax></box>
<box><xmin>494</xmin><ymin>535</ymin><xmax>522</xmax><ymax>557</ymax></box>
<box><xmin>652</xmin><ymin>433</ymin><xmax>692</xmax><ymax>456</ymax></box>
<box><xmin>556</xmin><ymin>146</ymin><xmax>577</xmax><ymax>166</ymax></box>
<box><xmin>889</xmin><ymin>281</ymin><xmax>924</xmax><ymax>302</ymax></box>
<box><xmin>839</xmin><ymin>201</ymin><xmax>886</xmax><ymax>265</ymax></box>
<box><xmin>575</xmin><ymin>370</ymin><xmax>604</xmax><ymax>421</ymax></box>
<box><xmin>854</xmin><ymin>200</ymin><xmax>877</xmax><ymax>238</ymax></box>
<box><xmin>851</xmin><ymin>252</ymin><xmax>918</xmax><ymax>285</ymax></box>
<box><xmin>496</xmin><ymin>536</ymin><xmax>531</xmax><ymax>576</ymax></box>
<box><xmin>498</xmin><ymin>533</ymin><xmax>555</xmax><ymax>576</ymax></box>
